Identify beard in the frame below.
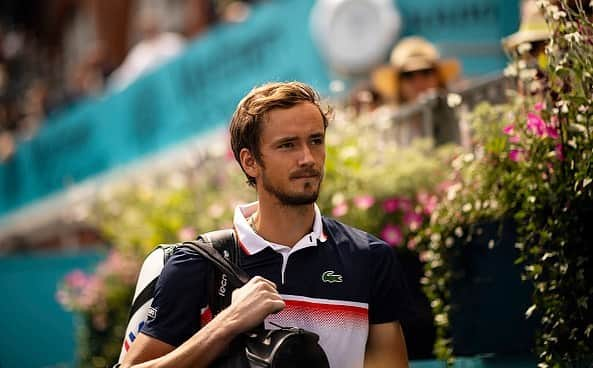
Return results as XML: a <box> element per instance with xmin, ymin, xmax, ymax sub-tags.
<box><xmin>261</xmin><ymin>169</ymin><xmax>322</xmax><ymax>206</ymax></box>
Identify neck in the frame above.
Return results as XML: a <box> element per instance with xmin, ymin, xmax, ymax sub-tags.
<box><xmin>252</xmin><ymin>197</ymin><xmax>316</xmax><ymax>247</ymax></box>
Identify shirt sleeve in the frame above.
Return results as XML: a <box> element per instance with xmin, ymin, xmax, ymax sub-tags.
<box><xmin>368</xmin><ymin>236</ymin><xmax>411</xmax><ymax>324</ymax></box>
<box><xmin>141</xmin><ymin>247</ymin><xmax>211</xmax><ymax>347</ymax></box>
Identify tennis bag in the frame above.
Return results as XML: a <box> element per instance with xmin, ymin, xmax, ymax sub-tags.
<box><xmin>117</xmin><ymin>230</ymin><xmax>329</xmax><ymax>368</ymax></box>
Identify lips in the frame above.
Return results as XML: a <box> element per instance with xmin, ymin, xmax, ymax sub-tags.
<box><xmin>290</xmin><ymin>170</ymin><xmax>321</xmax><ymax>180</ymax></box>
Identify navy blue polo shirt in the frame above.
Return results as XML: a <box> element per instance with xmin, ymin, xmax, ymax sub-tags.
<box><xmin>142</xmin><ymin>203</ymin><xmax>408</xmax><ymax>368</ymax></box>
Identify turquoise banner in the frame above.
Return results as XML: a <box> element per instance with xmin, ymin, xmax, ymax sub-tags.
<box><xmin>0</xmin><ymin>251</ymin><xmax>104</xmax><ymax>367</ymax></box>
<box><xmin>0</xmin><ymin>0</ymin><xmax>518</xmax><ymax>218</ymax></box>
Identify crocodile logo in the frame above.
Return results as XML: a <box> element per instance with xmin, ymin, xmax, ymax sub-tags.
<box><xmin>321</xmin><ymin>270</ymin><xmax>343</xmax><ymax>283</ymax></box>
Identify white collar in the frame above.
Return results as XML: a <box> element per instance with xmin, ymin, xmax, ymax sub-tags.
<box><xmin>233</xmin><ymin>201</ymin><xmax>327</xmax><ymax>255</ymax></box>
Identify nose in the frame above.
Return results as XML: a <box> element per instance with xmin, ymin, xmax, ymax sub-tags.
<box><xmin>298</xmin><ymin>145</ymin><xmax>315</xmax><ymax>167</ymax></box>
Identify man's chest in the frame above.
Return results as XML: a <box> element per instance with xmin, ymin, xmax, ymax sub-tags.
<box><xmin>238</xmin><ymin>245</ymin><xmax>369</xmax><ymax>304</ymax></box>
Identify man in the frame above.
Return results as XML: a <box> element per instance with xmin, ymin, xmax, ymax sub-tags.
<box><xmin>121</xmin><ymin>81</ymin><xmax>409</xmax><ymax>368</ymax></box>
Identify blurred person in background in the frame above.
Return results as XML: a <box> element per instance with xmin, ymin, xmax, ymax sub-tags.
<box><xmin>109</xmin><ymin>8</ymin><xmax>186</xmax><ymax>90</ymax></box>
<box><xmin>370</xmin><ymin>36</ymin><xmax>461</xmax><ymax>145</ymax></box>
<box><xmin>502</xmin><ymin>0</ymin><xmax>550</xmax><ymax>72</ymax></box>
<box><xmin>372</xmin><ymin>36</ymin><xmax>460</xmax><ymax>106</ymax></box>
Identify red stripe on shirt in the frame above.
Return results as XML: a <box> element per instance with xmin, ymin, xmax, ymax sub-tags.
<box><xmin>284</xmin><ymin>299</ymin><xmax>368</xmax><ymax>319</ymax></box>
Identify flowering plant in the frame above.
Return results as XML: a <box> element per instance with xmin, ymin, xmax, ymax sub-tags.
<box><xmin>57</xmin><ymin>250</ymin><xmax>141</xmax><ymax>367</ymax></box>
<box><xmin>418</xmin><ymin>1</ymin><xmax>593</xmax><ymax>365</ymax></box>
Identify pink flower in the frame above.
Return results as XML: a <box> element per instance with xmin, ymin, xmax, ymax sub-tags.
<box><xmin>178</xmin><ymin>227</ymin><xmax>197</xmax><ymax>241</ymax></box>
<box><xmin>555</xmin><ymin>144</ymin><xmax>564</xmax><ymax>160</ymax></box>
<box><xmin>65</xmin><ymin>270</ymin><xmax>90</xmax><ymax>289</ymax></box>
<box><xmin>417</xmin><ymin>192</ymin><xmax>438</xmax><ymax>215</ymax></box>
<box><xmin>332</xmin><ymin>203</ymin><xmax>349</xmax><ymax>217</ymax></box>
<box><xmin>509</xmin><ymin>149</ymin><xmax>524</xmax><ymax>162</ymax></box>
<box><xmin>509</xmin><ymin>135</ymin><xmax>521</xmax><ymax>143</ymax></box>
<box><xmin>382</xmin><ymin>198</ymin><xmax>399</xmax><ymax>214</ymax></box>
<box><xmin>545</xmin><ymin>126</ymin><xmax>559</xmax><ymax>139</ymax></box>
<box><xmin>419</xmin><ymin>251</ymin><xmax>431</xmax><ymax>262</ymax></box>
<box><xmin>353</xmin><ymin>195</ymin><xmax>375</xmax><ymax>210</ymax></box>
<box><xmin>527</xmin><ymin>113</ymin><xmax>546</xmax><ymax>137</ymax></box>
<box><xmin>503</xmin><ymin>123</ymin><xmax>515</xmax><ymax>135</ymax></box>
<box><xmin>380</xmin><ymin>224</ymin><xmax>403</xmax><ymax>247</ymax></box>
<box><xmin>407</xmin><ymin>238</ymin><xmax>418</xmax><ymax>251</ymax></box>
<box><xmin>398</xmin><ymin>198</ymin><xmax>413</xmax><ymax>212</ymax></box>
<box><xmin>534</xmin><ymin>102</ymin><xmax>545</xmax><ymax>112</ymax></box>
<box><xmin>403</xmin><ymin>211</ymin><xmax>424</xmax><ymax>231</ymax></box>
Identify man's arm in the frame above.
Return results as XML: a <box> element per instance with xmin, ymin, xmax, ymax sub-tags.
<box><xmin>364</xmin><ymin>321</ymin><xmax>409</xmax><ymax>368</ymax></box>
<box><xmin>121</xmin><ymin>276</ymin><xmax>285</xmax><ymax>368</ymax></box>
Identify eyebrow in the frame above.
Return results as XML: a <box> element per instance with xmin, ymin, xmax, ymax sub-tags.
<box><xmin>272</xmin><ymin>132</ymin><xmax>325</xmax><ymax>145</ymax></box>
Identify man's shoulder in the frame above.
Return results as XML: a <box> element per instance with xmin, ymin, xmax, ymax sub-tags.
<box><xmin>321</xmin><ymin>216</ymin><xmax>389</xmax><ymax>250</ymax></box>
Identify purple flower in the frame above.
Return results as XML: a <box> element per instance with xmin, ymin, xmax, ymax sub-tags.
<box><xmin>380</xmin><ymin>224</ymin><xmax>403</xmax><ymax>247</ymax></box>
<box><xmin>382</xmin><ymin>198</ymin><xmax>399</xmax><ymax>213</ymax></box>
<box><xmin>353</xmin><ymin>195</ymin><xmax>375</xmax><ymax>210</ymax></box>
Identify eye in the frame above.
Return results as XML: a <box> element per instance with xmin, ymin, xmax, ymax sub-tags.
<box><xmin>278</xmin><ymin>141</ymin><xmax>294</xmax><ymax>149</ymax></box>
<box><xmin>311</xmin><ymin>136</ymin><xmax>325</xmax><ymax>145</ymax></box>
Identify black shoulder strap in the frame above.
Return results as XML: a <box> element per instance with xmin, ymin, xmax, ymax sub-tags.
<box><xmin>183</xmin><ymin>229</ymin><xmax>249</xmax><ymax>317</ymax></box>
<box><xmin>183</xmin><ymin>230</ymin><xmax>249</xmax><ymax>287</ymax></box>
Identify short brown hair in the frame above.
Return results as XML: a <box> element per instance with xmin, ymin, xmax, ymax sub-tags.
<box><xmin>229</xmin><ymin>81</ymin><xmax>331</xmax><ymax>186</ymax></box>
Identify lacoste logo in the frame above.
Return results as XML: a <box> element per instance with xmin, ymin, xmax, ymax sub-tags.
<box><xmin>321</xmin><ymin>270</ymin><xmax>343</xmax><ymax>283</ymax></box>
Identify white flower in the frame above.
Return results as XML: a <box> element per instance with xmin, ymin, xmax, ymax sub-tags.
<box><xmin>557</xmin><ymin>100</ymin><xmax>569</xmax><ymax>114</ymax></box>
<box><xmin>519</xmin><ymin>68</ymin><xmax>537</xmax><ymax>81</ymax></box>
<box><xmin>517</xmin><ymin>42</ymin><xmax>532</xmax><ymax>55</ymax></box>
<box><xmin>565</xmin><ymin>32</ymin><xmax>582</xmax><ymax>44</ymax></box>
<box><xmin>329</xmin><ymin>80</ymin><xmax>345</xmax><ymax>94</ymax></box>
<box><xmin>331</xmin><ymin>192</ymin><xmax>345</xmax><ymax>206</ymax></box>
<box><xmin>488</xmin><ymin>239</ymin><xmax>495</xmax><ymax>249</ymax></box>
<box><xmin>517</xmin><ymin>60</ymin><xmax>527</xmax><ymax>70</ymax></box>
<box><xmin>446</xmin><ymin>93</ymin><xmax>462</xmax><ymax>108</ymax></box>
<box><xmin>339</xmin><ymin>146</ymin><xmax>358</xmax><ymax>160</ymax></box>
<box><xmin>503</xmin><ymin>64</ymin><xmax>518</xmax><ymax>77</ymax></box>
<box><xmin>547</xmin><ymin>5</ymin><xmax>566</xmax><ymax>20</ymax></box>
<box><xmin>454</xmin><ymin>226</ymin><xmax>464</xmax><ymax>237</ymax></box>
<box><xmin>577</xmin><ymin>114</ymin><xmax>586</xmax><ymax>123</ymax></box>
<box><xmin>536</xmin><ymin>0</ymin><xmax>550</xmax><ymax>8</ymax></box>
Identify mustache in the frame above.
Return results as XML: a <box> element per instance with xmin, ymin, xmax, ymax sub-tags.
<box><xmin>289</xmin><ymin>169</ymin><xmax>322</xmax><ymax>179</ymax></box>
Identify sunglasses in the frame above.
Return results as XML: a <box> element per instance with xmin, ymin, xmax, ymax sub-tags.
<box><xmin>400</xmin><ymin>68</ymin><xmax>436</xmax><ymax>79</ymax></box>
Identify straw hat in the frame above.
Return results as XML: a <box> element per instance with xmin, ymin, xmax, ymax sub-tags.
<box><xmin>503</xmin><ymin>0</ymin><xmax>550</xmax><ymax>51</ymax></box>
<box><xmin>371</xmin><ymin>36</ymin><xmax>460</xmax><ymax>102</ymax></box>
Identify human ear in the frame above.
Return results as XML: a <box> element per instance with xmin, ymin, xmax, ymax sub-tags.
<box><xmin>240</xmin><ymin>148</ymin><xmax>259</xmax><ymax>178</ymax></box>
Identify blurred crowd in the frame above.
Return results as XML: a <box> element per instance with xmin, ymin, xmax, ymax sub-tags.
<box><xmin>0</xmin><ymin>0</ymin><xmax>262</xmax><ymax>162</ymax></box>
<box><xmin>1</xmin><ymin>0</ymin><xmax>579</xmax><ymax>164</ymax></box>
